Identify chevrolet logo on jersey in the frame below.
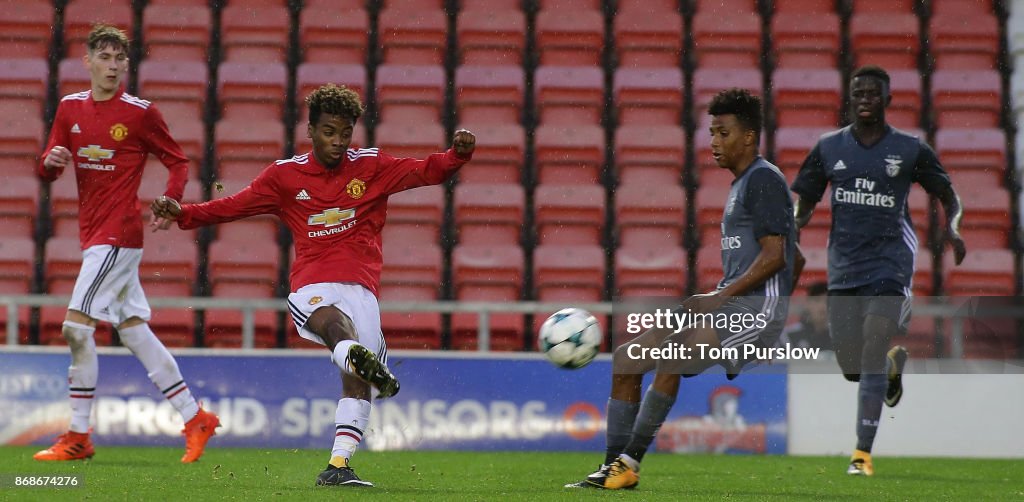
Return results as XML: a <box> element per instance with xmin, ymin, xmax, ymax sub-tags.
<box><xmin>77</xmin><ymin>145</ymin><xmax>115</xmax><ymax>162</ymax></box>
<box><xmin>308</xmin><ymin>208</ymin><xmax>356</xmax><ymax>227</ymax></box>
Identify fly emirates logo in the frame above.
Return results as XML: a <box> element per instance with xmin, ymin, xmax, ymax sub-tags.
<box><xmin>834</xmin><ymin>177</ymin><xmax>896</xmax><ymax>208</ymax></box>
<box><xmin>307</xmin><ymin>208</ymin><xmax>357</xmax><ymax>238</ymax></box>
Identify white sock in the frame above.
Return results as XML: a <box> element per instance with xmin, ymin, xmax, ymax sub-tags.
<box><xmin>118</xmin><ymin>323</ymin><xmax>199</xmax><ymax>422</ymax></box>
<box><xmin>331</xmin><ymin>398</ymin><xmax>370</xmax><ymax>463</ymax></box>
<box><xmin>331</xmin><ymin>340</ymin><xmax>359</xmax><ymax>374</ymax></box>
<box><xmin>64</xmin><ymin>322</ymin><xmax>97</xmax><ymax>434</ymax></box>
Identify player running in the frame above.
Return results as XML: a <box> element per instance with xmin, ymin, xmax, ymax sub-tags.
<box><xmin>567</xmin><ymin>89</ymin><xmax>801</xmax><ymax>490</ymax></box>
<box><xmin>34</xmin><ymin>24</ymin><xmax>219</xmax><ymax>464</ymax></box>
<box><xmin>790</xmin><ymin>65</ymin><xmax>966</xmax><ymax>476</ymax></box>
<box><xmin>150</xmin><ymin>84</ymin><xmax>475</xmax><ymax>487</ymax></box>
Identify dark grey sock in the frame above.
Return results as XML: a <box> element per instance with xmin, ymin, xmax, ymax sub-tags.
<box><xmin>856</xmin><ymin>373</ymin><xmax>887</xmax><ymax>453</ymax></box>
<box><xmin>622</xmin><ymin>386</ymin><xmax>677</xmax><ymax>464</ymax></box>
<box><xmin>605</xmin><ymin>399</ymin><xmax>640</xmax><ymax>465</ymax></box>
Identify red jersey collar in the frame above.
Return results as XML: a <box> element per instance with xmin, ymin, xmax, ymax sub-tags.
<box><xmin>89</xmin><ymin>86</ymin><xmax>125</xmax><ymax>104</ymax></box>
<box><xmin>291</xmin><ymin>150</ymin><xmax>348</xmax><ymax>175</ymax></box>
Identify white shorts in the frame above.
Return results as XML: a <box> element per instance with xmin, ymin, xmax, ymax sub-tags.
<box><xmin>68</xmin><ymin>245</ymin><xmax>151</xmax><ymax>325</ymax></box>
<box><xmin>287</xmin><ymin>283</ymin><xmax>387</xmax><ymax>363</ymax></box>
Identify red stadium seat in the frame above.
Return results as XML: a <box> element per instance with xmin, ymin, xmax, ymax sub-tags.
<box><xmin>4</xmin><ymin>2</ymin><xmax>53</xmax><ymax>58</ymax></box>
<box><xmin>911</xmin><ymin>249</ymin><xmax>934</xmax><ymax>297</ymax></box>
<box><xmin>613</xmin><ymin>67</ymin><xmax>684</xmax><ymax>125</ymax></box>
<box><xmin>48</xmin><ymin>180</ymin><xmax>81</xmax><ymax>239</ymax></box>
<box><xmin>533</xmin><ymin>244</ymin><xmax>606</xmax><ymax>302</ymax></box>
<box><xmin>147</xmin><ymin>308</ymin><xmax>195</xmax><ymax>347</ymax></box>
<box><xmin>454</xmin><ymin>183</ymin><xmax>525</xmax><ymax>245</ymax></box>
<box><xmin>538</xmin><ymin>0</ymin><xmax>603</xmax><ymax>8</ymax></box>
<box><xmin>0</xmin><ymin>236</ymin><xmax>34</xmax><ymax>294</ymax></box>
<box><xmin>534</xmin><ymin>183</ymin><xmax>605</xmax><ymax>245</ymax></box>
<box><xmin>296</xmin><ymin>63</ymin><xmax>366</xmax><ymax>108</ymax></box>
<box><xmin>378</xmin><ymin>7</ymin><xmax>448</xmax><ymax>65</ymax></box>
<box><xmin>217</xmin><ymin>62</ymin><xmax>287</xmax><ymax>121</ymax></box>
<box><xmin>158</xmin><ymin>111</ymin><xmax>205</xmax><ymax>164</ymax></box>
<box><xmin>849</xmin><ymin>0</ymin><xmax>916</xmax><ymax>12</ymax></box>
<box><xmin>771</xmin><ymin>11</ymin><xmax>840</xmax><ymax>68</ymax></box>
<box><xmin>929</xmin><ymin>10</ymin><xmax>999</xmax><ymax>70</ymax></box>
<box><xmin>849</xmin><ymin>12</ymin><xmax>919</xmax><ymax>69</ymax></box>
<box><xmin>63</xmin><ymin>0</ymin><xmax>133</xmax><ymax>58</ymax></box>
<box><xmin>613</xmin><ymin>6</ymin><xmax>684</xmax><ymax>68</ymax></box>
<box><xmin>615</xmin><ymin>245</ymin><xmax>687</xmax><ymax>298</ymax></box>
<box><xmin>535</xmin><ymin>66</ymin><xmax>604</xmax><ymax>125</ymax></box>
<box><xmin>208</xmin><ymin>238</ymin><xmax>281</xmax><ymax>299</ymax></box>
<box><xmin>376</xmin><ymin>64</ymin><xmax>446</xmax><ymax>124</ymax></box>
<box><xmin>533</xmin><ymin>124</ymin><xmax>605</xmax><ymax>184</ymax></box>
<box><xmin>617</xmin><ymin>0</ymin><xmax>679</xmax><ymax>12</ymax></box>
<box><xmin>140</xmin><ymin>229</ymin><xmax>198</xmax><ymax>298</ymax></box>
<box><xmin>535</xmin><ymin>8</ymin><xmax>604</xmax><ymax>66</ymax></box>
<box><xmin>455</xmin><ymin>65</ymin><xmax>525</xmax><ymax>125</ymax></box>
<box><xmin>0</xmin><ymin>59</ymin><xmax>48</xmax><ymax>115</ymax></box>
<box><xmin>771</xmin><ymin>68</ymin><xmax>841</xmax><ymax>128</ymax></box>
<box><xmin>794</xmin><ymin>246</ymin><xmax>828</xmax><ymax>288</ymax></box>
<box><xmin>300</xmin><ymin>5</ymin><xmax>369</xmax><ymax>64</ymax></box>
<box><xmin>931</xmin><ymin>70</ymin><xmax>1001</xmax><ymax>128</ymax></box>
<box><xmin>380</xmin><ymin>242</ymin><xmax>443</xmax><ymax>349</ymax></box>
<box><xmin>137</xmin><ymin>60</ymin><xmax>208</xmax><ymax>119</ymax></box>
<box><xmin>691</xmin><ymin>7</ymin><xmax>761</xmax><ymax>69</ymax></box>
<box><xmin>934</xmin><ymin>128</ymin><xmax>1005</xmax><ymax>181</ymax></box>
<box><xmin>614</xmin><ymin>182</ymin><xmax>685</xmax><ymax>249</ymax></box>
<box><xmin>772</xmin><ymin>127</ymin><xmax>829</xmax><ymax>178</ymax></box>
<box><xmin>457</xmin><ymin>8</ymin><xmax>526</xmax><ymax>66</ymax></box>
<box><xmin>451</xmin><ymin>244</ymin><xmax>525</xmax><ymax>350</ymax></box>
<box><xmin>0</xmin><ymin>111</ymin><xmax>43</xmax><ymax>171</ymax></box>
<box><xmin>221</xmin><ymin>5</ymin><xmax>289</xmax><ymax>63</ymax></box>
<box><xmin>214</xmin><ymin>119</ymin><xmax>285</xmax><ymax>179</ymax></box>
<box><xmin>204</xmin><ymin>308</ymin><xmax>279</xmax><ymax>348</ymax></box>
<box><xmin>693</xmin><ymin>180</ymin><xmax>730</xmax><ymax>244</ymax></box>
<box><xmin>950</xmin><ymin>172</ymin><xmax>1011</xmax><ymax>249</ymax></box>
<box><xmin>945</xmin><ymin>249</ymin><xmax>1015</xmax><ymax>296</ymax></box>
<box><xmin>451</xmin><ymin>123</ymin><xmax>524</xmax><ymax>183</ymax></box>
<box><xmin>142</xmin><ymin>4</ymin><xmax>211</xmax><ymax>61</ymax></box>
<box><xmin>382</xmin><ymin>184</ymin><xmax>444</xmax><ymax>245</ymax></box>
<box><xmin>44</xmin><ymin>237</ymin><xmax>85</xmax><ymax>294</ymax></box>
<box><xmin>0</xmin><ymin>175</ymin><xmax>39</xmax><ymax>238</ymax></box>
<box><xmin>887</xmin><ymin>69</ymin><xmax>923</xmax><ymax>130</ymax></box>
<box><xmin>692</xmin><ymin>68</ymin><xmax>762</xmax><ymax>117</ymax></box>
<box><xmin>374</xmin><ymin>122</ymin><xmax>445</xmax><ymax>159</ymax></box>
<box><xmin>138</xmin><ymin>158</ymin><xmax>202</xmax><ymax>205</ymax></box>
<box><xmin>614</xmin><ymin>124</ymin><xmax>685</xmax><ymax>184</ymax></box>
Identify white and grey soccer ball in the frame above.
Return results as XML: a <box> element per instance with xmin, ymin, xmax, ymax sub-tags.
<box><xmin>538</xmin><ymin>308</ymin><xmax>602</xmax><ymax>369</ymax></box>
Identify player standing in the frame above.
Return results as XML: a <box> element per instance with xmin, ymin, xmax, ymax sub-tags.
<box><xmin>790</xmin><ymin>65</ymin><xmax>966</xmax><ymax>475</ymax></box>
<box><xmin>150</xmin><ymin>84</ymin><xmax>475</xmax><ymax>487</ymax></box>
<box><xmin>567</xmin><ymin>89</ymin><xmax>800</xmax><ymax>489</ymax></box>
<box><xmin>34</xmin><ymin>24</ymin><xmax>219</xmax><ymax>463</ymax></box>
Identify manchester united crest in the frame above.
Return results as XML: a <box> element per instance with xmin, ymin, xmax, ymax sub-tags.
<box><xmin>110</xmin><ymin>123</ymin><xmax>128</xmax><ymax>141</ymax></box>
<box><xmin>346</xmin><ymin>178</ymin><xmax>366</xmax><ymax>199</ymax></box>
<box><xmin>309</xmin><ymin>296</ymin><xmax>323</xmax><ymax>306</ymax></box>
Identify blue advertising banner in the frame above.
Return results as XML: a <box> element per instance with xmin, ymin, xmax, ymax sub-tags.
<box><xmin>0</xmin><ymin>348</ymin><xmax>787</xmax><ymax>453</ymax></box>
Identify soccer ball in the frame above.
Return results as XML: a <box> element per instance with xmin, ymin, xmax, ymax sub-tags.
<box><xmin>538</xmin><ymin>308</ymin><xmax>602</xmax><ymax>369</ymax></box>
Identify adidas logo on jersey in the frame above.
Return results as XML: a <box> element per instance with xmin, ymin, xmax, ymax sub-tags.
<box><xmin>71</xmin><ymin>123</ymin><xmax>81</xmax><ymax>134</ymax></box>
<box><xmin>833</xmin><ymin>160</ymin><xmax>847</xmax><ymax>171</ymax></box>
<box><xmin>296</xmin><ymin>189</ymin><xmax>311</xmax><ymax>201</ymax></box>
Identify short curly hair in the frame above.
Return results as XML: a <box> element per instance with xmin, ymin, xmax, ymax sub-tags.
<box><xmin>87</xmin><ymin>23</ymin><xmax>129</xmax><ymax>54</ymax></box>
<box><xmin>708</xmin><ymin>88</ymin><xmax>762</xmax><ymax>136</ymax></box>
<box><xmin>305</xmin><ymin>84</ymin><xmax>364</xmax><ymax>126</ymax></box>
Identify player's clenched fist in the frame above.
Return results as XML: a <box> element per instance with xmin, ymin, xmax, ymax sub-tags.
<box><xmin>452</xmin><ymin>129</ymin><xmax>475</xmax><ymax>157</ymax></box>
<box><xmin>43</xmin><ymin>146</ymin><xmax>72</xmax><ymax>171</ymax></box>
<box><xmin>149</xmin><ymin>195</ymin><xmax>182</xmax><ymax>231</ymax></box>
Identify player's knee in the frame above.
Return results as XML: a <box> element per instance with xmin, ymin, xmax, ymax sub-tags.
<box><xmin>62</xmin><ymin>322</ymin><xmax>93</xmax><ymax>350</ymax></box>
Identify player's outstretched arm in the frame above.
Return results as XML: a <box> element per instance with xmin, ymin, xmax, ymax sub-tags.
<box><xmin>934</xmin><ymin>184</ymin><xmax>967</xmax><ymax>265</ymax></box>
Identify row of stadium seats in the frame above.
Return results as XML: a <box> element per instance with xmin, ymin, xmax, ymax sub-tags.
<box><xmin>0</xmin><ymin>0</ymin><xmax>1018</xmax><ymax>354</ymax></box>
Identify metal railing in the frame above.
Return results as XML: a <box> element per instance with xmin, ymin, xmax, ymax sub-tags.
<box><xmin>1</xmin><ymin>295</ymin><xmax>1019</xmax><ymax>357</ymax></box>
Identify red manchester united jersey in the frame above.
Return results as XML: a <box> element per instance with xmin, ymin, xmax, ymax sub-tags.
<box><xmin>177</xmin><ymin>147</ymin><xmax>470</xmax><ymax>295</ymax></box>
<box><xmin>38</xmin><ymin>87</ymin><xmax>189</xmax><ymax>249</ymax></box>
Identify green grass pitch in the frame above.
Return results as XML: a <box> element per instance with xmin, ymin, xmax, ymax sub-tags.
<box><xmin>1</xmin><ymin>447</ymin><xmax>1022</xmax><ymax>501</ymax></box>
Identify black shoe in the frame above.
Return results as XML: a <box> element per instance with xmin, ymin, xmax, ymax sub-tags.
<box><xmin>564</xmin><ymin>464</ymin><xmax>608</xmax><ymax>488</ymax></box>
<box><xmin>884</xmin><ymin>346</ymin><xmax>908</xmax><ymax>407</ymax></box>
<box><xmin>347</xmin><ymin>344</ymin><xmax>400</xmax><ymax>398</ymax></box>
<box><xmin>316</xmin><ymin>461</ymin><xmax>373</xmax><ymax>487</ymax></box>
